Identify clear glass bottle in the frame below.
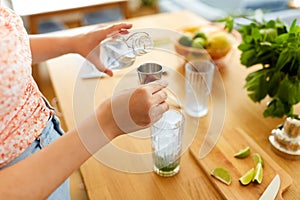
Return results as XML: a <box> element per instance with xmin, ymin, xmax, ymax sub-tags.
<box><xmin>100</xmin><ymin>31</ymin><xmax>153</xmax><ymax>70</ymax></box>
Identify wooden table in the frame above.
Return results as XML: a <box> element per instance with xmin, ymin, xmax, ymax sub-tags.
<box><xmin>46</xmin><ymin>11</ymin><xmax>300</xmax><ymax>199</ymax></box>
<box><xmin>11</xmin><ymin>0</ymin><xmax>129</xmax><ymax>33</ymax></box>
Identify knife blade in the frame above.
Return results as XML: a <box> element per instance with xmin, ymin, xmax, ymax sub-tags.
<box><xmin>259</xmin><ymin>174</ymin><xmax>281</xmax><ymax>200</ymax></box>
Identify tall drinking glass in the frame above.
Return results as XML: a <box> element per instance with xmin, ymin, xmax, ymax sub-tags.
<box><xmin>151</xmin><ymin>109</ymin><xmax>185</xmax><ymax>177</ymax></box>
<box><xmin>185</xmin><ymin>60</ymin><xmax>215</xmax><ymax>117</ymax></box>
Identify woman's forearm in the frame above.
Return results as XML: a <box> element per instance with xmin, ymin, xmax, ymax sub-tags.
<box><xmin>0</xmin><ymin>129</ymin><xmax>89</xmax><ymax>199</ymax></box>
<box><xmin>29</xmin><ymin>35</ymin><xmax>75</xmax><ymax>64</ymax></box>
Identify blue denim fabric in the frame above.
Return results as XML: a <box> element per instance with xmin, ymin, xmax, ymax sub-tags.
<box><xmin>1</xmin><ymin>115</ymin><xmax>70</xmax><ymax>200</ymax></box>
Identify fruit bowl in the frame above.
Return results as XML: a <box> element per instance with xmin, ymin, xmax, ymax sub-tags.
<box><xmin>174</xmin><ymin>40</ymin><xmax>210</xmax><ymax>60</ymax></box>
<box><xmin>174</xmin><ymin>24</ymin><xmax>241</xmax><ymax>68</ymax></box>
<box><xmin>174</xmin><ymin>40</ymin><xmax>232</xmax><ymax>60</ymax></box>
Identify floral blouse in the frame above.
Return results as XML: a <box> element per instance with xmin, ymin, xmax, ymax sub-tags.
<box><xmin>0</xmin><ymin>7</ymin><xmax>52</xmax><ymax>167</ymax></box>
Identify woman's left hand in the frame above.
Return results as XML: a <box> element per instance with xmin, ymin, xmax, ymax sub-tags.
<box><xmin>73</xmin><ymin>23</ymin><xmax>132</xmax><ymax>76</ymax></box>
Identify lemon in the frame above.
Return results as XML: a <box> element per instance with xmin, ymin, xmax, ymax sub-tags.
<box><xmin>252</xmin><ymin>163</ymin><xmax>263</xmax><ymax>184</ymax></box>
<box><xmin>210</xmin><ymin>167</ymin><xmax>232</xmax><ymax>185</ymax></box>
<box><xmin>206</xmin><ymin>32</ymin><xmax>234</xmax><ymax>50</ymax></box>
<box><xmin>239</xmin><ymin>168</ymin><xmax>255</xmax><ymax>186</ymax></box>
<box><xmin>252</xmin><ymin>153</ymin><xmax>264</xmax><ymax>167</ymax></box>
<box><xmin>178</xmin><ymin>35</ymin><xmax>193</xmax><ymax>47</ymax></box>
<box><xmin>234</xmin><ymin>146</ymin><xmax>250</xmax><ymax>158</ymax></box>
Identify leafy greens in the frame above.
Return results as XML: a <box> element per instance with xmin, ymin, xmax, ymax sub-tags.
<box><xmin>220</xmin><ymin>17</ymin><xmax>300</xmax><ymax>118</ymax></box>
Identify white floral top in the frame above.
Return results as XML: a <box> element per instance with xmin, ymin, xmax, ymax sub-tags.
<box><xmin>0</xmin><ymin>7</ymin><xmax>52</xmax><ymax>167</ymax></box>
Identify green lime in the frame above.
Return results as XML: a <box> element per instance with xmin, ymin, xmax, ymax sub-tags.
<box><xmin>252</xmin><ymin>153</ymin><xmax>264</xmax><ymax>167</ymax></box>
<box><xmin>239</xmin><ymin>168</ymin><xmax>255</xmax><ymax>186</ymax></box>
<box><xmin>234</xmin><ymin>146</ymin><xmax>250</xmax><ymax>158</ymax></box>
<box><xmin>191</xmin><ymin>37</ymin><xmax>206</xmax><ymax>49</ymax></box>
<box><xmin>210</xmin><ymin>167</ymin><xmax>232</xmax><ymax>185</ymax></box>
<box><xmin>193</xmin><ymin>31</ymin><xmax>207</xmax><ymax>40</ymax></box>
<box><xmin>252</xmin><ymin>163</ymin><xmax>263</xmax><ymax>184</ymax></box>
<box><xmin>178</xmin><ymin>35</ymin><xmax>193</xmax><ymax>47</ymax></box>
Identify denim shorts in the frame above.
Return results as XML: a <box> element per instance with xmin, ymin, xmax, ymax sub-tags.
<box><xmin>1</xmin><ymin>115</ymin><xmax>70</xmax><ymax>200</ymax></box>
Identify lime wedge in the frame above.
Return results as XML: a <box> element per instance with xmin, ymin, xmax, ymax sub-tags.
<box><xmin>252</xmin><ymin>153</ymin><xmax>264</xmax><ymax>167</ymax></box>
<box><xmin>234</xmin><ymin>146</ymin><xmax>250</xmax><ymax>158</ymax></box>
<box><xmin>239</xmin><ymin>168</ymin><xmax>255</xmax><ymax>186</ymax></box>
<box><xmin>210</xmin><ymin>167</ymin><xmax>232</xmax><ymax>185</ymax></box>
<box><xmin>252</xmin><ymin>163</ymin><xmax>263</xmax><ymax>184</ymax></box>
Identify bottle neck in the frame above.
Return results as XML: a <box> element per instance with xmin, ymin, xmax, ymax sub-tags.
<box><xmin>125</xmin><ymin>32</ymin><xmax>153</xmax><ymax>56</ymax></box>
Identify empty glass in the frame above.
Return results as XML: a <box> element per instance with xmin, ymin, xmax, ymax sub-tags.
<box><xmin>185</xmin><ymin>59</ymin><xmax>215</xmax><ymax>117</ymax></box>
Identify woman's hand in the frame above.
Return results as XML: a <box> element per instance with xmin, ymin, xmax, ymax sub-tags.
<box><xmin>73</xmin><ymin>23</ymin><xmax>132</xmax><ymax>76</ymax></box>
<box><xmin>128</xmin><ymin>80</ymin><xmax>169</xmax><ymax>127</ymax></box>
<box><xmin>95</xmin><ymin>80</ymin><xmax>169</xmax><ymax>141</ymax></box>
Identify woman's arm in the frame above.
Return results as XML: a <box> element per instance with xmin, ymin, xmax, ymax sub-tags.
<box><xmin>0</xmin><ymin>127</ymin><xmax>90</xmax><ymax>199</ymax></box>
<box><xmin>29</xmin><ymin>34</ymin><xmax>73</xmax><ymax>64</ymax></box>
<box><xmin>30</xmin><ymin>23</ymin><xmax>132</xmax><ymax>76</ymax></box>
<box><xmin>0</xmin><ymin>80</ymin><xmax>169</xmax><ymax>199</ymax></box>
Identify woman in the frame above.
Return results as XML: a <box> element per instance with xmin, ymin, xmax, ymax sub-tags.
<box><xmin>0</xmin><ymin>4</ymin><xmax>169</xmax><ymax>199</ymax></box>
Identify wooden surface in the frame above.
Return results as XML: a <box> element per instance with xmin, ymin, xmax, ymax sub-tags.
<box><xmin>190</xmin><ymin>128</ymin><xmax>292</xmax><ymax>199</ymax></box>
<box><xmin>11</xmin><ymin>0</ymin><xmax>129</xmax><ymax>33</ymax></box>
<box><xmin>45</xmin><ymin>11</ymin><xmax>300</xmax><ymax>199</ymax></box>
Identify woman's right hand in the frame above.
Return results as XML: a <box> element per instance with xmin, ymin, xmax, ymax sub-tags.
<box><xmin>98</xmin><ymin>80</ymin><xmax>169</xmax><ymax>139</ymax></box>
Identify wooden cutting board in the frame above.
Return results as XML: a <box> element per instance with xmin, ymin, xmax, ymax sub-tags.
<box><xmin>189</xmin><ymin>128</ymin><xmax>292</xmax><ymax>199</ymax></box>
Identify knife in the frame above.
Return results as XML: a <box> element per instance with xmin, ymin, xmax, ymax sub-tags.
<box><xmin>259</xmin><ymin>174</ymin><xmax>281</xmax><ymax>200</ymax></box>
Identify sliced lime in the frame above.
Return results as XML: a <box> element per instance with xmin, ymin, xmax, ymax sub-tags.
<box><xmin>252</xmin><ymin>163</ymin><xmax>263</xmax><ymax>184</ymax></box>
<box><xmin>210</xmin><ymin>167</ymin><xmax>232</xmax><ymax>185</ymax></box>
<box><xmin>239</xmin><ymin>168</ymin><xmax>255</xmax><ymax>186</ymax></box>
<box><xmin>252</xmin><ymin>153</ymin><xmax>264</xmax><ymax>167</ymax></box>
<box><xmin>234</xmin><ymin>146</ymin><xmax>250</xmax><ymax>158</ymax></box>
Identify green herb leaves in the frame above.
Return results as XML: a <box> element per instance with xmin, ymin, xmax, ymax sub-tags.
<box><xmin>216</xmin><ymin>16</ymin><xmax>234</xmax><ymax>33</ymax></box>
<box><xmin>245</xmin><ymin>69</ymin><xmax>268</xmax><ymax>102</ymax></box>
<box><xmin>236</xmin><ymin>18</ymin><xmax>300</xmax><ymax>118</ymax></box>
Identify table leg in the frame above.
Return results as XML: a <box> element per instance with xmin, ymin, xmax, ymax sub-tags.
<box><xmin>28</xmin><ymin>16</ymin><xmax>39</xmax><ymax>34</ymax></box>
<box><xmin>120</xmin><ymin>1</ymin><xmax>130</xmax><ymax>18</ymax></box>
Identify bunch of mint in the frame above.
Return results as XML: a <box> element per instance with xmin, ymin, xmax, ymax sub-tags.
<box><xmin>218</xmin><ymin>16</ymin><xmax>300</xmax><ymax>118</ymax></box>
